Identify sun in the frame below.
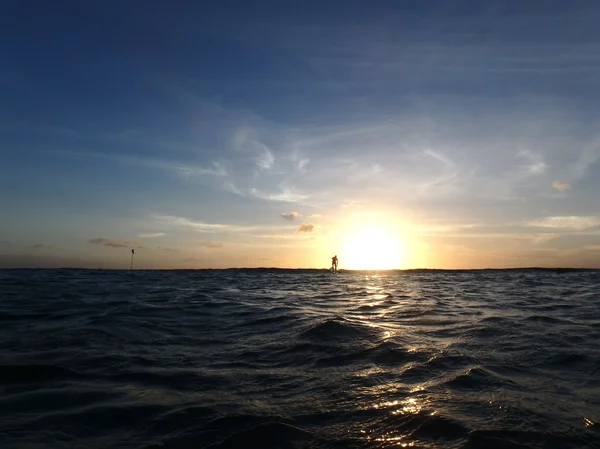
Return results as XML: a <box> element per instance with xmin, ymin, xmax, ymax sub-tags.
<box><xmin>340</xmin><ymin>225</ymin><xmax>403</xmax><ymax>270</ymax></box>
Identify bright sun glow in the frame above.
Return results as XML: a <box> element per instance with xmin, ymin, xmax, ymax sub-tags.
<box><xmin>341</xmin><ymin>225</ymin><xmax>403</xmax><ymax>270</ymax></box>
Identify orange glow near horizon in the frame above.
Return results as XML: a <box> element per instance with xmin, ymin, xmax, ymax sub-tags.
<box><xmin>340</xmin><ymin>225</ymin><xmax>405</xmax><ymax>270</ymax></box>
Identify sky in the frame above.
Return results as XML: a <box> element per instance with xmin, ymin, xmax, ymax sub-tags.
<box><xmin>1</xmin><ymin>0</ymin><xmax>600</xmax><ymax>269</ymax></box>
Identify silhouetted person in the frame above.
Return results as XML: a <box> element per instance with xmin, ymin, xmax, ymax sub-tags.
<box><xmin>332</xmin><ymin>255</ymin><xmax>338</xmax><ymax>272</ymax></box>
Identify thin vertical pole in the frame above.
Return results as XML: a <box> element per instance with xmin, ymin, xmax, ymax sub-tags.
<box><xmin>131</xmin><ymin>249</ymin><xmax>134</xmax><ymax>270</ymax></box>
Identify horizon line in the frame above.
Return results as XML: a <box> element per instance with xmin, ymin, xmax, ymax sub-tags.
<box><xmin>1</xmin><ymin>267</ymin><xmax>598</xmax><ymax>271</ymax></box>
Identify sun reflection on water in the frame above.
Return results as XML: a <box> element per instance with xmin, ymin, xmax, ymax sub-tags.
<box><xmin>362</xmin><ymin>394</ymin><xmax>435</xmax><ymax>446</ymax></box>
<box><xmin>372</xmin><ymin>433</ymin><xmax>416</xmax><ymax>447</ymax></box>
<box><xmin>372</xmin><ymin>397</ymin><xmax>425</xmax><ymax>415</ymax></box>
<box><xmin>397</xmin><ymin>397</ymin><xmax>423</xmax><ymax>415</ymax></box>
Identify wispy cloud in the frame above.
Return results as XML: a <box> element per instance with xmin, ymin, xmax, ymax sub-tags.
<box><xmin>200</xmin><ymin>241</ymin><xmax>223</xmax><ymax>248</ymax></box>
<box><xmin>175</xmin><ymin>161</ymin><xmax>228</xmax><ymax>178</ymax></box>
<box><xmin>552</xmin><ymin>181</ymin><xmax>571</xmax><ymax>192</ymax></box>
<box><xmin>157</xmin><ymin>246</ymin><xmax>178</xmax><ymax>252</ymax></box>
<box><xmin>257</xmin><ymin>233</ymin><xmax>302</xmax><ymax>240</ymax></box>
<box><xmin>123</xmin><ymin>92</ymin><xmax>582</xmax><ymax>209</ymax></box>
<box><xmin>297</xmin><ymin>223</ymin><xmax>314</xmax><ymax>233</ymax></box>
<box><xmin>232</xmin><ymin>127</ymin><xmax>275</xmax><ymax>170</ymax></box>
<box><xmin>531</xmin><ymin>233</ymin><xmax>560</xmax><ymax>245</ymax></box>
<box><xmin>417</xmin><ymin>222</ymin><xmax>481</xmax><ymax>236</ymax></box>
<box><xmin>29</xmin><ymin>244</ymin><xmax>49</xmax><ymax>249</ymax></box>
<box><xmin>153</xmin><ymin>214</ymin><xmax>295</xmax><ymax>238</ymax></box>
<box><xmin>139</xmin><ymin>232</ymin><xmax>166</xmax><ymax>238</ymax></box>
<box><xmin>571</xmin><ymin>137</ymin><xmax>600</xmax><ymax>179</ymax></box>
<box><xmin>281</xmin><ymin>212</ymin><xmax>300</xmax><ymax>221</ymax></box>
<box><xmin>526</xmin><ymin>216</ymin><xmax>600</xmax><ymax>231</ymax></box>
<box><xmin>54</xmin><ymin>150</ymin><xmax>227</xmax><ymax>179</ymax></box>
<box><xmin>256</xmin><ymin>147</ymin><xmax>275</xmax><ymax>170</ymax></box>
<box><xmin>251</xmin><ymin>188</ymin><xmax>309</xmax><ymax>203</ymax></box>
<box><xmin>516</xmin><ymin>149</ymin><xmax>547</xmax><ymax>175</ymax></box>
<box><xmin>154</xmin><ymin>215</ymin><xmax>231</xmax><ymax>232</ymax></box>
<box><xmin>114</xmin><ymin>155</ymin><xmax>227</xmax><ymax>179</ymax></box>
<box><xmin>423</xmin><ymin>149</ymin><xmax>453</xmax><ymax>167</ymax></box>
<box><xmin>223</xmin><ymin>181</ymin><xmax>245</xmax><ymax>196</ymax></box>
<box><xmin>232</xmin><ymin>127</ymin><xmax>257</xmax><ymax>151</ymax></box>
<box><xmin>89</xmin><ymin>238</ymin><xmax>143</xmax><ymax>248</ymax></box>
<box><xmin>340</xmin><ymin>201</ymin><xmax>363</xmax><ymax>209</ymax></box>
<box><xmin>297</xmin><ymin>158</ymin><xmax>310</xmax><ymax>173</ymax></box>
<box><xmin>154</xmin><ymin>214</ymin><xmax>257</xmax><ymax>233</ymax></box>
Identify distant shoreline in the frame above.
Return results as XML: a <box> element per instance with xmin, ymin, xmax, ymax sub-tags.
<box><xmin>1</xmin><ymin>267</ymin><xmax>598</xmax><ymax>272</ymax></box>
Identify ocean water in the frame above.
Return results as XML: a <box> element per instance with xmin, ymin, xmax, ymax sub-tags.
<box><xmin>1</xmin><ymin>269</ymin><xmax>599</xmax><ymax>449</ymax></box>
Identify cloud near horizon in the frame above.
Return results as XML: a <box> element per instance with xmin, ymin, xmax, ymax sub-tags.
<box><xmin>281</xmin><ymin>212</ymin><xmax>300</xmax><ymax>221</ymax></box>
<box><xmin>139</xmin><ymin>232</ymin><xmax>166</xmax><ymax>238</ymax></box>
<box><xmin>157</xmin><ymin>246</ymin><xmax>178</xmax><ymax>252</ymax></box>
<box><xmin>199</xmin><ymin>241</ymin><xmax>223</xmax><ymax>248</ymax></box>
<box><xmin>552</xmin><ymin>181</ymin><xmax>571</xmax><ymax>192</ymax></box>
<box><xmin>297</xmin><ymin>223</ymin><xmax>315</xmax><ymax>233</ymax></box>
<box><xmin>525</xmin><ymin>216</ymin><xmax>600</xmax><ymax>231</ymax></box>
<box><xmin>89</xmin><ymin>238</ymin><xmax>143</xmax><ymax>248</ymax></box>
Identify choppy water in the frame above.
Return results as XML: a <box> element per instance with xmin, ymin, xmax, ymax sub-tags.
<box><xmin>1</xmin><ymin>268</ymin><xmax>599</xmax><ymax>448</ymax></box>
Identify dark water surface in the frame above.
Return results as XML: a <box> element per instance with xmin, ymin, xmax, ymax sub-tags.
<box><xmin>1</xmin><ymin>269</ymin><xmax>599</xmax><ymax>448</ymax></box>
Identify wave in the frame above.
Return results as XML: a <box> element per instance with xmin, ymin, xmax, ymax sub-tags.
<box><xmin>523</xmin><ymin>315</ymin><xmax>575</xmax><ymax>324</ymax></box>
<box><xmin>443</xmin><ymin>366</ymin><xmax>514</xmax><ymax>390</ymax></box>
<box><xmin>366</xmin><ymin>410</ymin><xmax>469</xmax><ymax>445</ymax></box>
<box><xmin>299</xmin><ymin>318</ymin><xmax>371</xmax><ymax>340</ymax></box>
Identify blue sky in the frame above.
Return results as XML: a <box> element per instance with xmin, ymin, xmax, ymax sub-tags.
<box><xmin>1</xmin><ymin>0</ymin><xmax>600</xmax><ymax>268</ymax></box>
